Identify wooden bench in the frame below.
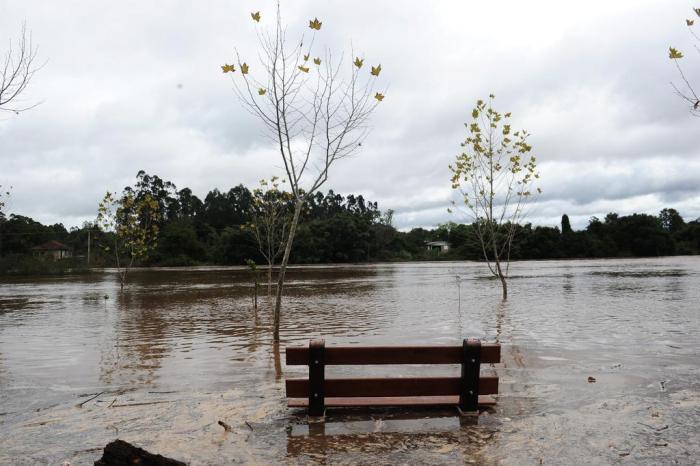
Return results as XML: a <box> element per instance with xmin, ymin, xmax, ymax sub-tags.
<box><xmin>285</xmin><ymin>338</ymin><xmax>500</xmax><ymax>417</ymax></box>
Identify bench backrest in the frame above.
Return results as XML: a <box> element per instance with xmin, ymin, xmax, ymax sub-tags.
<box><xmin>285</xmin><ymin>339</ymin><xmax>500</xmax><ymax>415</ymax></box>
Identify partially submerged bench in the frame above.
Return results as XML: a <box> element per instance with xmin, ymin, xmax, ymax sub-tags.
<box><xmin>285</xmin><ymin>338</ymin><xmax>500</xmax><ymax>416</ymax></box>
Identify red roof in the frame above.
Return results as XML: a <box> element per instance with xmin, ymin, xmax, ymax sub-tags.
<box><xmin>32</xmin><ymin>240</ymin><xmax>70</xmax><ymax>251</ymax></box>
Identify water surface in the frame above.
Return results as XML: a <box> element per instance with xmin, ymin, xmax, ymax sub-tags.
<box><xmin>1</xmin><ymin>258</ymin><xmax>698</xmax><ymax>464</ymax></box>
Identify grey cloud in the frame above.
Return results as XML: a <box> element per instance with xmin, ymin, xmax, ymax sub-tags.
<box><xmin>1</xmin><ymin>0</ymin><xmax>699</xmax><ymax>230</ymax></box>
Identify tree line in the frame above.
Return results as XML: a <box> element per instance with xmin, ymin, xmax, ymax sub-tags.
<box><xmin>0</xmin><ymin>171</ymin><xmax>698</xmax><ymax>274</ymax></box>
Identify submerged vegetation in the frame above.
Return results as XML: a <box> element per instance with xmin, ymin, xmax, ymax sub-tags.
<box><xmin>1</xmin><ymin>171</ymin><xmax>699</xmax><ymax>276</ymax></box>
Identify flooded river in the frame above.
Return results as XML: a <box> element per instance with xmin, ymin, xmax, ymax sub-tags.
<box><xmin>1</xmin><ymin>257</ymin><xmax>699</xmax><ymax>465</ymax></box>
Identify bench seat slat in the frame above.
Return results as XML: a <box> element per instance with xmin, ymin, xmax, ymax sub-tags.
<box><xmin>288</xmin><ymin>395</ymin><xmax>497</xmax><ymax>408</ymax></box>
<box><xmin>286</xmin><ymin>376</ymin><xmax>498</xmax><ymax>398</ymax></box>
<box><xmin>285</xmin><ymin>344</ymin><xmax>500</xmax><ymax>365</ymax></box>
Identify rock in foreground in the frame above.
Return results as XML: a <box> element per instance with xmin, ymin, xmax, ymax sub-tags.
<box><xmin>94</xmin><ymin>439</ymin><xmax>186</xmax><ymax>466</ymax></box>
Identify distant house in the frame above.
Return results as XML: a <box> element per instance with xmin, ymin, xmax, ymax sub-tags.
<box><xmin>32</xmin><ymin>240</ymin><xmax>72</xmax><ymax>260</ymax></box>
<box><xmin>426</xmin><ymin>240</ymin><xmax>450</xmax><ymax>254</ymax></box>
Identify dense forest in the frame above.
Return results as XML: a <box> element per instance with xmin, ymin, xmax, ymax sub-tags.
<box><xmin>1</xmin><ymin>171</ymin><xmax>699</xmax><ymax>273</ymax></box>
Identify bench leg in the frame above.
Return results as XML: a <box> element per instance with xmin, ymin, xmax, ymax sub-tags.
<box><xmin>308</xmin><ymin>339</ymin><xmax>326</xmax><ymax>419</ymax></box>
<box><xmin>457</xmin><ymin>406</ymin><xmax>480</xmax><ymax>417</ymax></box>
<box><xmin>307</xmin><ymin>412</ymin><xmax>326</xmax><ymax>423</ymax></box>
<box><xmin>458</xmin><ymin>338</ymin><xmax>481</xmax><ymax>415</ymax></box>
<box><xmin>458</xmin><ymin>413</ymin><xmax>480</xmax><ymax>425</ymax></box>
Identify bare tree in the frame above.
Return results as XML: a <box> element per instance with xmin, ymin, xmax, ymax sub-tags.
<box><xmin>668</xmin><ymin>9</ymin><xmax>700</xmax><ymax>115</ymax></box>
<box><xmin>1</xmin><ymin>23</ymin><xmax>40</xmax><ymax>114</ymax></box>
<box><xmin>449</xmin><ymin>95</ymin><xmax>540</xmax><ymax>300</ymax></box>
<box><xmin>245</xmin><ymin>177</ymin><xmax>292</xmax><ymax>296</ymax></box>
<box><xmin>223</xmin><ymin>4</ymin><xmax>385</xmax><ymax>341</ymax></box>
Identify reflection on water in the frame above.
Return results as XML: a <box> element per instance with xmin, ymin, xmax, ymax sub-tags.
<box><xmin>286</xmin><ymin>410</ymin><xmax>491</xmax><ymax>464</ymax></box>
<box><xmin>0</xmin><ymin>257</ymin><xmax>699</xmax><ymax>464</ymax></box>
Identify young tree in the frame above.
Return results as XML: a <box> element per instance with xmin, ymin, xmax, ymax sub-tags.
<box><xmin>245</xmin><ymin>177</ymin><xmax>292</xmax><ymax>296</ymax></box>
<box><xmin>222</xmin><ymin>4</ymin><xmax>385</xmax><ymax>340</ymax></box>
<box><xmin>669</xmin><ymin>9</ymin><xmax>700</xmax><ymax>114</ymax></box>
<box><xmin>1</xmin><ymin>24</ymin><xmax>41</xmax><ymax>114</ymax></box>
<box><xmin>449</xmin><ymin>95</ymin><xmax>540</xmax><ymax>300</ymax></box>
<box><xmin>97</xmin><ymin>191</ymin><xmax>161</xmax><ymax>290</ymax></box>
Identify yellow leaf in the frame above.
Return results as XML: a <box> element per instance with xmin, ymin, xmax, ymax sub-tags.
<box><xmin>303</xmin><ymin>54</ymin><xmax>309</xmax><ymax>61</ymax></box>
<box><xmin>309</xmin><ymin>17</ymin><xmax>322</xmax><ymax>30</ymax></box>
<box><xmin>313</xmin><ymin>57</ymin><xmax>321</xmax><ymax>65</ymax></box>
<box><xmin>687</xmin><ymin>19</ymin><xmax>695</xmax><ymax>26</ymax></box>
<box><xmin>354</xmin><ymin>57</ymin><xmax>364</xmax><ymax>68</ymax></box>
<box><xmin>221</xmin><ymin>64</ymin><xmax>235</xmax><ymax>73</ymax></box>
<box><xmin>241</xmin><ymin>62</ymin><xmax>249</xmax><ymax>74</ymax></box>
<box><xmin>298</xmin><ymin>65</ymin><xmax>310</xmax><ymax>73</ymax></box>
<box><xmin>374</xmin><ymin>92</ymin><xmax>384</xmax><ymax>101</ymax></box>
<box><xmin>251</xmin><ymin>11</ymin><xmax>261</xmax><ymax>22</ymax></box>
<box><xmin>371</xmin><ymin>64</ymin><xmax>382</xmax><ymax>76</ymax></box>
<box><xmin>669</xmin><ymin>47</ymin><xmax>684</xmax><ymax>59</ymax></box>
<box><xmin>258</xmin><ymin>88</ymin><xmax>266</xmax><ymax>95</ymax></box>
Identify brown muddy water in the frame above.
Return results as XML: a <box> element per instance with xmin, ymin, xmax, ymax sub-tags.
<box><xmin>0</xmin><ymin>257</ymin><xmax>699</xmax><ymax>465</ymax></box>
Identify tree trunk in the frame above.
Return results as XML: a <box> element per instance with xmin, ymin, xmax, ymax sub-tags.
<box><xmin>494</xmin><ymin>257</ymin><xmax>508</xmax><ymax>300</ymax></box>
<box><xmin>267</xmin><ymin>262</ymin><xmax>272</xmax><ymax>297</ymax></box>
<box><xmin>272</xmin><ymin>341</ymin><xmax>283</xmax><ymax>380</ymax></box>
<box><xmin>272</xmin><ymin>198</ymin><xmax>303</xmax><ymax>342</ymax></box>
<box><xmin>492</xmin><ymin>237</ymin><xmax>508</xmax><ymax>300</ymax></box>
<box><xmin>115</xmin><ymin>238</ymin><xmax>125</xmax><ymax>291</ymax></box>
<box><xmin>253</xmin><ymin>276</ymin><xmax>258</xmax><ymax>312</ymax></box>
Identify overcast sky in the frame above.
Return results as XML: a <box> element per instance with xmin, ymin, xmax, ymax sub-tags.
<box><xmin>1</xmin><ymin>0</ymin><xmax>699</xmax><ymax>231</ymax></box>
